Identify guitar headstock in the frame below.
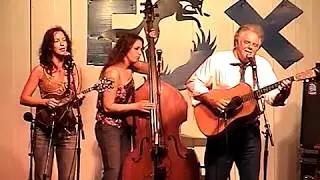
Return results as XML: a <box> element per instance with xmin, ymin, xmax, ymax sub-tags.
<box><xmin>294</xmin><ymin>68</ymin><xmax>320</xmax><ymax>81</ymax></box>
<box><xmin>92</xmin><ymin>78</ymin><xmax>115</xmax><ymax>93</ymax></box>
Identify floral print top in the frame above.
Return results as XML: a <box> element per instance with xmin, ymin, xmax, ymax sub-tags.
<box><xmin>95</xmin><ymin>78</ymin><xmax>135</xmax><ymax>128</ymax></box>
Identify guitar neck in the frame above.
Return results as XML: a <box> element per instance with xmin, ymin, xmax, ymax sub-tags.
<box><xmin>242</xmin><ymin>76</ymin><xmax>295</xmax><ymax>101</ymax></box>
<box><xmin>80</xmin><ymin>87</ymin><xmax>94</xmax><ymax>95</ymax></box>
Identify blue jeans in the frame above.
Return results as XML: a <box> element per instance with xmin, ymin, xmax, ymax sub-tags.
<box><xmin>95</xmin><ymin>122</ymin><xmax>130</xmax><ymax>180</ymax></box>
<box><xmin>204</xmin><ymin>124</ymin><xmax>261</xmax><ymax>180</ymax></box>
<box><xmin>34</xmin><ymin>125</ymin><xmax>77</xmax><ymax>180</ymax></box>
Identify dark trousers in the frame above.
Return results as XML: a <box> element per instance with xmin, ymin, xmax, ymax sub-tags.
<box><xmin>204</xmin><ymin>124</ymin><xmax>261</xmax><ymax>180</ymax></box>
<box><xmin>34</xmin><ymin>126</ymin><xmax>77</xmax><ymax>180</ymax></box>
<box><xmin>95</xmin><ymin>123</ymin><xmax>130</xmax><ymax>180</ymax></box>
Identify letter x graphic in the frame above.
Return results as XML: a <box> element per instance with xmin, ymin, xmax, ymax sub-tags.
<box><xmin>225</xmin><ymin>0</ymin><xmax>303</xmax><ymax>69</ymax></box>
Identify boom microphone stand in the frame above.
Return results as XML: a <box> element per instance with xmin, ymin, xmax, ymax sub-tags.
<box><xmin>250</xmin><ymin>58</ymin><xmax>274</xmax><ymax>180</ymax></box>
<box><xmin>261</xmin><ymin>101</ymin><xmax>274</xmax><ymax>180</ymax></box>
<box><xmin>66</xmin><ymin>55</ymin><xmax>85</xmax><ymax>180</ymax></box>
<box><xmin>74</xmin><ymin>97</ymin><xmax>85</xmax><ymax>180</ymax></box>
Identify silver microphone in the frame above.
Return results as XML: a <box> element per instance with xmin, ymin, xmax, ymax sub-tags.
<box><xmin>156</xmin><ymin>49</ymin><xmax>162</xmax><ymax>62</ymax></box>
<box><xmin>156</xmin><ymin>49</ymin><xmax>163</xmax><ymax>71</ymax></box>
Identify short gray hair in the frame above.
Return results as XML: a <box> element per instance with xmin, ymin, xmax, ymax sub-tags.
<box><xmin>234</xmin><ymin>24</ymin><xmax>264</xmax><ymax>46</ymax></box>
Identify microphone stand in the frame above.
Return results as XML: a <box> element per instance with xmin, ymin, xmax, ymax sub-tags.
<box><xmin>262</xmin><ymin>107</ymin><xmax>274</xmax><ymax>180</ymax></box>
<box><xmin>250</xmin><ymin>58</ymin><xmax>274</xmax><ymax>180</ymax></box>
<box><xmin>74</xmin><ymin>100</ymin><xmax>85</xmax><ymax>180</ymax></box>
<box><xmin>67</xmin><ymin>58</ymin><xmax>85</xmax><ymax>180</ymax></box>
<box><xmin>43</xmin><ymin>113</ymin><xmax>56</xmax><ymax>180</ymax></box>
<box><xmin>25</xmin><ymin>112</ymin><xmax>36</xmax><ymax>180</ymax></box>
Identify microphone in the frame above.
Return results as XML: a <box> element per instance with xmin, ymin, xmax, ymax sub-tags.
<box><xmin>156</xmin><ymin>49</ymin><xmax>162</xmax><ymax>62</ymax></box>
<box><xmin>249</xmin><ymin>57</ymin><xmax>257</xmax><ymax>70</ymax></box>
<box><xmin>247</xmin><ymin>56</ymin><xmax>258</xmax><ymax>89</ymax></box>
<box><xmin>64</xmin><ymin>53</ymin><xmax>74</xmax><ymax>63</ymax></box>
<box><xmin>64</xmin><ymin>52</ymin><xmax>74</xmax><ymax>72</ymax></box>
<box><xmin>246</xmin><ymin>55</ymin><xmax>256</xmax><ymax>65</ymax></box>
<box><xmin>23</xmin><ymin>112</ymin><xmax>34</xmax><ymax>122</ymax></box>
<box><xmin>156</xmin><ymin>49</ymin><xmax>163</xmax><ymax>71</ymax></box>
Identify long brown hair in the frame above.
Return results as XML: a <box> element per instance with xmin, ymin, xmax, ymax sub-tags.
<box><xmin>100</xmin><ymin>33</ymin><xmax>144</xmax><ymax>77</ymax></box>
<box><xmin>39</xmin><ymin>26</ymin><xmax>72</xmax><ymax>74</ymax></box>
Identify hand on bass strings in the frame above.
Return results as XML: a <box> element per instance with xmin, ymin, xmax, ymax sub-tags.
<box><xmin>134</xmin><ymin>100</ymin><xmax>155</xmax><ymax>113</ymax></box>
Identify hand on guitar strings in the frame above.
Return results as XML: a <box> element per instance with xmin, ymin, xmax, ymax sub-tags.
<box><xmin>204</xmin><ymin>95</ymin><xmax>231</xmax><ymax>113</ymax></box>
<box><xmin>73</xmin><ymin>93</ymin><xmax>86</xmax><ymax>107</ymax></box>
<box><xmin>214</xmin><ymin>99</ymin><xmax>231</xmax><ymax>113</ymax></box>
<box><xmin>76</xmin><ymin>93</ymin><xmax>86</xmax><ymax>100</ymax></box>
<box><xmin>277</xmin><ymin>79</ymin><xmax>292</xmax><ymax>92</ymax></box>
<box><xmin>45</xmin><ymin>98</ymin><xmax>61</xmax><ymax>108</ymax></box>
<box><xmin>272</xmin><ymin>79</ymin><xmax>292</xmax><ymax>106</ymax></box>
<box><xmin>198</xmin><ymin>93</ymin><xmax>231</xmax><ymax>113</ymax></box>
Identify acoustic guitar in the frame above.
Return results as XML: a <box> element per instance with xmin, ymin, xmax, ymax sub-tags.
<box><xmin>194</xmin><ymin>67</ymin><xmax>319</xmax><ymax>137</ymax></box>
<box><xmin>36</xmin><ymin>77</ymin><xmax>114</xmax><ymax>126</ymax></box>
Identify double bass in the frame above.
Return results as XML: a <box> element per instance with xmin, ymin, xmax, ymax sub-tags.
<box><xmin>121</xmin><ymin>0</ymin><xmax>200</xmax><ymax>179</ymax></box>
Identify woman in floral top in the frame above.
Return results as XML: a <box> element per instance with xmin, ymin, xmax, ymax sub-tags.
<box><xmin>95</xmin><ymin>33</ymin><xmax>155</xmax><ymax>180</ymax></box>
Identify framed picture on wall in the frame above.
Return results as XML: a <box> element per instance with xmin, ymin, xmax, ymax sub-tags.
<box><xmin>87</xmin><ymin>0</ymin><xmax>136</xmax><ymax>65</ymax></box>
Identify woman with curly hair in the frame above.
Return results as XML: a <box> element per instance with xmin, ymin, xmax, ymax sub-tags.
<box><xmin>20</xmin><ymin>26</ymin><xmax>81</xmax><ymax>180</ymax></box>
<box><xmin>95</xmin><ymin>32</ymin><xmax>156</xmax><ymax>180</ymax></box>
